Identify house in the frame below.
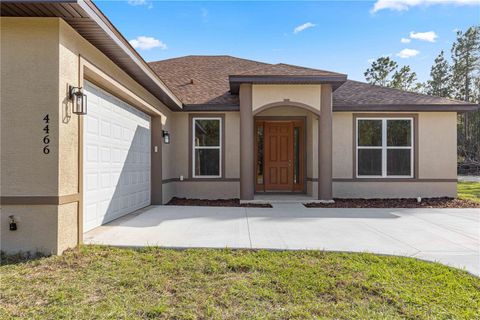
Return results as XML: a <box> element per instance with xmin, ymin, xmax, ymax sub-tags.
<box><xmin>1</xmin><ymin>0</ymin><xmax>478</xmax><ymax>255</ymax></box>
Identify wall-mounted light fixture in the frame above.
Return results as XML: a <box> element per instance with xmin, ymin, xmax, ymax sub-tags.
<box><xmin>9</xmin><ymin>215</ymin><xmax>17</xmax><ymax>231</ymax></box>
<box><xmin>162</xmin><ymin>130</ymin><xmax>170</xmax><ymax>144</ymax></box>
<box><xmin>69</xmin><ymin>85</ymin><xmax>87</xmax><ymax>115</ymax></box>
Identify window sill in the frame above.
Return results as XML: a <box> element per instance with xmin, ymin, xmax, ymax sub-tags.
<box><xmin>187</xmin><ymin>177</ymin><xmax>240</xmax><ymax>182</ymax></box>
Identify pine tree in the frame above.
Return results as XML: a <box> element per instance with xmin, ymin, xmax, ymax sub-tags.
<box><xmin>390</xmin><ymin>65</ymin><xmax>418</xmax><ymax>91</ymax></box>
<box><xmin>451</xmin><ymin>26</ymin><xmax>480</xmax><ymax>163</ymax></box>
<box><xmin>364</xmin><ymin>56</ymin><xmax>397</xmax><ymax>86</ymax></box>
<box><xmin>426</xmin><ymin>51</ymin><xmax>451</xmax><ymax>97</ymax></box>
<box><xmin>451</xmin><ymin>26</ymin><xmax>480</xmax><ymax>102</ymax></box>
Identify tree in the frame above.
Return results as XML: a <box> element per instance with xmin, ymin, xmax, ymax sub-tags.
<box><xmin>451</xmin><ymin>26</ymin><xmax>480</xmax><ymax>102</ymax></box>
<box><xmin>364</xmin><ymin>56</ymin><xmax>397</xmax><ymax>86</ymax></box>
<box><xmin>426</xmin><ymin>51</ymin><xmax>451</xmax><ymax>97</ymax></box>
<box><xmin>364</xmin><ymin>57</ymin><xmax>423</xmax><ymax>92</ymax></box>
<box><xmin>450</xmin><ymin>26</ymin><xmax>480</xmax><ymax>163</ymax></box>
<box><xmin>390</xmin><ymin>65</ymin><xmax>418</xmax><ymax>91</ymax></box>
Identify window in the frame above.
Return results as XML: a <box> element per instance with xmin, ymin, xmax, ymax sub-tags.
<box><xmin>192</xmin><ymin>117</ymin><xmax>222</xmax><ymax>178</ymax></box>
<box><xmin>356</xmin><ymin>117</ymin><xmax>413</xmax><ymax>178</ymax></box>
<box><xmin>256</xmin><ymin>124</ymin><xmax>264</xmax><ymax>185</ymax></box>
<box><xmin>294</xmin><ymin>127</ymin><xmax>300</xmax><ymax>184</ymax></box>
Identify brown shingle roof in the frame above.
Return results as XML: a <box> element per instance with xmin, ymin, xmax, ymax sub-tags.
<box><xmin>233</xmin><ymin>63</ymin><xmax>346</xmax><ymax>77</ymax></box>
<box><xmin>333</xmin><ymin>80</ymin><xmax>475</xmax><ymax>111</ymax></box>
<box><xmin>149</xmin><ymin>55</ymin><xmax>477</xmax><ymax>111</ymax></box>
<box><xmin>149</xmin><ymin>55</ymin><xmax>268</xmax><ymax>105</ymax></box>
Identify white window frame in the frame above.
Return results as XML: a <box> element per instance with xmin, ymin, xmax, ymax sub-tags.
<box><xmin>356</xmin><ymin>117</ymin><xmax>414</xmax><ymax>178</ymax></box>
<box><xmin>192</xmin><ymin>117</ymin><xmax>222</xmax><ymax>178</ymax></box>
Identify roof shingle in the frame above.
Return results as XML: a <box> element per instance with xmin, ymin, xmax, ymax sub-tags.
<box><xmin>333</xmin><ymin>80</ymin><xmax>470</xmax><ymax>107</ymax></box>
<box><xmin>233</xmin><ymin>63</ymin><xmax>346</xmax><ymax>77</ymax></box>
<box><xmin>149</xmin><ymin>55</ymin><xmax>476</xmax><ymax>110</ymax></box>
<box><xmin>149</xmin><ymin>55</ymin><xmax>267</xmax><ymax>105</ymax></box>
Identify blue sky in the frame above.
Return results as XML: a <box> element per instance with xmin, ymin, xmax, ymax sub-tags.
<box><xmin>96</xmin><ymin>0</ymin><xmax>479</xmax><ymax>82</ymax></box>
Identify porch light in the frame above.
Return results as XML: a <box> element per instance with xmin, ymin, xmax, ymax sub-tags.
<box><xmin>162</xmin><ymin>130</ymin><xmax>170</xmax><ymax>144</ymax></box>
<box><xmin>69</xmin><ymin>85</ymin><xmax>87</xmax><ymax>115</ymax></box>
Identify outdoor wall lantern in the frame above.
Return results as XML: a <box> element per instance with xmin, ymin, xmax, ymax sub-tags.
<box><xmin>69</xmin><ymin>85</ymin><xmax>87</xmax><ymax>115</ymax></box>
<box><xmin>162</xmin><ymin>130</ymin><xmax>171</xmax><ymax>144</ymax></box>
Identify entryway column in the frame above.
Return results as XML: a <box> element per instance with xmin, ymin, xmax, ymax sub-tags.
<box><xmin>151</xmin><ymin>116</ymin><xmax>163</xmax><ymax>204</ymax></box>
<box><xmin>318</xmin><ymin>84</ymin><xmax>333</xmax><ymax>200</ymax></box>
<box><xmin>240</xmin><ymin>84</ymin><xmax>254</xmax><ymax>200</ymax></box>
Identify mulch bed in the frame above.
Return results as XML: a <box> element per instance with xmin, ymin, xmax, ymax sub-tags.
<box><xmin>305</xmin><ymin>197</ymin><xmax>480</xmax><ymax>208</ymax></box>
<box><xmin>166</xmin><ymin>197</ymin><xmax>272</xmax><ymax>208</ymax></box>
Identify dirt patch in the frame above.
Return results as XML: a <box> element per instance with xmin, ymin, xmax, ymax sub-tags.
<box><xmin>305</xmin><ymin>197</ymin><xmax>480</xmax><ymax>208</ymax></box>
<box><xmin>166</xmin><ymin>197</ymin><xmax>272</xmax><ymax>208</ymax></box>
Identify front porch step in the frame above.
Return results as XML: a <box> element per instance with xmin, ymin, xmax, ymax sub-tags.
<box><xmin>241</xmin><ymin>194</ymin><xmax>334</xmax><ymax>204</ymax></box>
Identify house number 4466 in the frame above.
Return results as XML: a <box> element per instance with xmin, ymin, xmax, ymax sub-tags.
<box><xmin>43</xmin><ymin>114</ymin><xmax>50</xmax><ymax>154</ymax></box>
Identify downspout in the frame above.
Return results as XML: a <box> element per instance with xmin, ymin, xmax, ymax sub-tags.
<box><xmin>76</xmin><ymin>53</ymin><xmax>83</xmax><ymax>246</ymax></box>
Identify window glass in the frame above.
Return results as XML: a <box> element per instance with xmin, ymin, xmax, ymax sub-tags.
<box><xmin>294</xmin><ymin>127</ymin><xmax>300</xmax><ymax>184</ymax></box>
<box><xmin>256</xmin><ymin>125</ymin><xmax>264</xmax><ymax>184</ymax></box>
<box><xmin>357</xmin><ymin>117</ymin><xmax>413</xmax><ymax>178</ymax></box>
<box><xmin>193</xmin><ymin>118</ymin><xmax>221</xmax><ymax>177</ymax></box>
<box><xmin>194</xmin><ymin>149</ymin><xmax>220</xmax><ymax>176</ymax></box>
<box><xmin>387</xmin><ymin>120</ymin><xmax>411</xmax><ymax>146</ymax></box>
<box><xmin>358</xmin><ymin>120</ymin><xmax>382</xmax><ymax>146</ymax></box>
<box><xmin>195</xmin><ymin>119</ymin><xmax>220</xmax><ymax>146</ymax></box>
<box><xmin>358</xmin><ymin>149</ymin><xmax>382</xmax><ymax>176</ymax></box>
<box><xmin>387</xmin><ymin>149</ymin><xmax>411</xmax><ymax>176</ymax></box>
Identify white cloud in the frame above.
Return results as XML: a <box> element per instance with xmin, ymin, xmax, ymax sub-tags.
<box><xmin>410</xmin><ymin>31</ymin><xmax>438</xmax><ymax>42</ymax></box>
<box><xmin>372</xmin><ymin>0</ymin><xmax>479</xmax><ymax>13</ymax></box>
<box><xmin>293</xmin><ymin>22</ymin><xmax>316</xmax><ymax>34</ymax></box>
<box><xmin>128</xmin><ymin>0</ymin><xmax>153</xmax><ymax>8</ymax></box>
<box><xmin>400</xmin><ymin>37</ymin><xmax>411</xmax><ymax>43</ymax></box>
<box><xmin>201</xmin><ymin>8</ymin><xmax>209</xmax><ymax>22</ymax></box>
<box><xmin>396</xmin><ymin>48</ymin><xmax>420</xmax><ymax>58</ymax></box>
<box><xmin>128</xmin><ymin>0</ymin><xmax>146</xmax><ymax>5</ymax></box>
<box><xmin>129</xmin><ymin>36</ymin><xmax>167</xmax><ymax>50</ymax></box>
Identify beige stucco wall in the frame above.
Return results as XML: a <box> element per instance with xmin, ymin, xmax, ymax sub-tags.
<box><xmin>1</xmin><ymin>17</ymin><xmax>174</xmax><ymax>254</ymax></box>
<box><xmin>332</xmin><ymin>111</ymin><xmax>458</xmax><ymax>198</ymax></box>
<box><xmin>252</xmin><ymin>84</ymin><xmax>321</xmax><ymax>112</ymax></box>
<box><xmin>418</xmin><ymin>112</ymin><xmax>457</xmax><ymax>179</ymax></box>
<box><xmin>332</xmin><ymin>112</ymin><xmax>353</xmax><ymax>179</ymax></box>
<box><xmin>57</xmin><ymin>202</ymin><xmax>79</xmax><ymax>253</ymax></box>
<box><xmin>162</xmin><ymin>112</ymin><xmax>240</xmax><ymax>201</ymax></box>
<box><xmin>333</xmin><ymin>182</ymin><xmax>456</xmax><ymax>198</ymax></box>
<box><xmin>1</xmin><ymin>205</ymin><xmax>60</xmax><ymax>254</ymax></box>
<box><xmin>166</xmin><ymin>181</ymin><xmax>240</xmax><ymax>200</ymax></box>
<box><xmin>1</xmin><ymin>18</ymin><xmax>62</xmax><ymax>254</ymax></box>
<box><xmin>1</xmin><ymin>18</ymin><xmax>60</xmax><ymax>196</ymax></box>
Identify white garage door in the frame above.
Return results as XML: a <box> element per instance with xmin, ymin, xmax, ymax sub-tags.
<box><xmin>83</xmin><ymin>81</ymin><xmax>151</xmax><ymax>232</ymax></box>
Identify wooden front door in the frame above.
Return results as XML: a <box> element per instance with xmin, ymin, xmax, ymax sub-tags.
<box><xmin>264</xmin><ymin>122</ymin><xmax>294</xmax><ymax>191</ymax></box>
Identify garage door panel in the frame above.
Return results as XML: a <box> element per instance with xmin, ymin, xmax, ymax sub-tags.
<box><xmin>83</xmin><ymin>81</ymin><xmax>151</xmax><ymax>232</ymax></box>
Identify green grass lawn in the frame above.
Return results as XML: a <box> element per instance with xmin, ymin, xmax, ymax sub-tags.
<box><xmin>1</xmin><ymin>246</ymin><xmax>479</xmax><ymax>319</ymax></box>
<box><xmin>458</xmin><ymin>181</ymin><xmax>480</xmax><ymax>203</ymax></box>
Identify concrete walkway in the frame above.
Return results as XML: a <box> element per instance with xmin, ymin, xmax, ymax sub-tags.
<box><xmin>458</xmin><ymin>175</ymin><xmax>480</xmax><ymax>182</ymax></box>
<box><xmin>85</xmin><ymin>204</ymin><xmax>480</xmax><ymax>276</ymax></box>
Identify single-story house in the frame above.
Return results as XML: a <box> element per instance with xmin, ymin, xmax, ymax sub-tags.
<box><xmin>1</xmin><ymin>0</ymin><xmax>478</xmax><ymax>255</ymax></box>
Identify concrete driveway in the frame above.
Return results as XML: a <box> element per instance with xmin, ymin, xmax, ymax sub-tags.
<box><xmin>85</xmin><ymin>204</ymin><xmax>480</xmax><ymax>276</ymax></box>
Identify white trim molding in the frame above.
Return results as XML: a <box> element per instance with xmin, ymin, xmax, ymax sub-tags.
<box><xmin>356</xmin><ymin>117</ymin><xmax>414</xmax><ymax>179</ymax></box>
